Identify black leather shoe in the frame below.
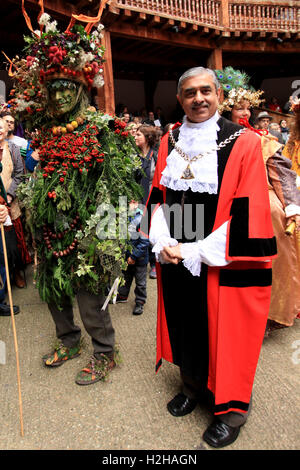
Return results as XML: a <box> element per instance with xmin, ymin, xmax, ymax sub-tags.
<box><xmin>0</xmin><ymin>303</ymin><xmax>20</xmax><ymax>316</ymax></box>
<box><xmin>167</xmin><ymin>393</ymin><xmax>197</xmax><ymax>417</ymax></box>
<box><xmin>203</xmin><ymin>418</ymin><xmax>241</xmax><ymax>448</ymax></box>
<box><xmin>132</xmin><ymin>303</ymin><xmax>144</xmax><ymax>315</ymax></box>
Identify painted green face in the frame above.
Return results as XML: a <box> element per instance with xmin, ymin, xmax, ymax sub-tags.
<box><xmin>48</xmin><ymin>80</ymin><xmax>78</xmax><ymax>118</ymax></box>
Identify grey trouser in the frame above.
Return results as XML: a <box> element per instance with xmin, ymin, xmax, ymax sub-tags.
<box><xmin>181</xmin><ymin>370</ymin><xmax>251</xmax><ymax>427</ymax></box>
<box><xmin>118</xmin><ymin>264</ymin><xmax>147</xmax><ymax>304</ymax></box>
<box><xmin>48</xmin><ymin>288</ymin><xmax>115</xmax><ymax>360</ymax></box>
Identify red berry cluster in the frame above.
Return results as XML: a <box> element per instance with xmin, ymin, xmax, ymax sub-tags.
<box><xmin>114</xmin><ymin>119</ymin><xmax>129</xmax><ymax>137</ymax></box>
<box><xmin>32</xmin><ymin>124</ymin><xmax>104</xmax><ymax>182</ymax></box>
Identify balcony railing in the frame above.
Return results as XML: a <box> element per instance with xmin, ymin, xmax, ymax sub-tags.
<box><xmin>110</xmin><ymin>0</ymin><xmax>300</xmax><ymax>32</ymax></box>
<box><xmin>229</xmin><ymin>2</ymin><xmax>300</xmax><ymax>32</ymax></box>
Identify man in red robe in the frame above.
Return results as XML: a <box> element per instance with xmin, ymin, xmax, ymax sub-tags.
<box><xmin>142</xmin><ymin>67</ymin><xmax>277</xmax><ymax>448</ymax></box>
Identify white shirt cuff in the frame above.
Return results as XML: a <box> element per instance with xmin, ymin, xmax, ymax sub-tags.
<box><xmin>181</xmin><ymin>221</ymin><xmax>231</xmax><ymax>276</ymax></box>
<box><xmin>149</xmin><ymin>205</ymin><xmax>178</xmax><ymax>263</ymax></box>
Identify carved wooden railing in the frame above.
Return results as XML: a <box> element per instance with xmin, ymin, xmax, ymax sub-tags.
<box><xmin>110</xmin><ymin>0</ymin><xmax>300</xmax><ymax>32</ymax></box>
<box><xmin>113</xmin><ymin>0</ymin><xmax>221</xmax><ymax>26</ymax></box>
<box><xmin>229</xmin><ymin>1</ymin><xmax>300</xmax><ymax>32</ymax></box>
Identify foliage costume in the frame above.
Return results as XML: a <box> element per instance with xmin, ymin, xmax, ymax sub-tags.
<box><xmin>8</xmin><ymin>5</ymin><xmax>142</xmax><ymax>381</ymax></box>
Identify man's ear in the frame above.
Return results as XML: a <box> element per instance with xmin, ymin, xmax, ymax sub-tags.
<box><xmin>176</xmin><ymin>94</ymin><xmax>182</xmax><ymax>107</ymax></box>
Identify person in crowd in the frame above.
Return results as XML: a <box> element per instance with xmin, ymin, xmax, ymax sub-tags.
<box><xmin>142</xmin><ymin>66</ymin><xmax>277</xmax><ymax>448</ymax></box>
<box><xmin>135</xmin><ymin>124</ymin><xmax>159</xmax><ymax>279</ymax></box>
<box><xmin>132</xmin><ymin>116</ymin><xmax>143</xmax><ymax>125</ymax></box>
<box><xmin>126</xmin><ymin>122</ymin><xmax>139</xmax><ymax>137</ymax></box>
<box><xmin>0</xmin><ymin>190</ymin><xmax>20</xmax><ymax>316</ymax></box>
<box><xmin>0</xmin><ymin>117</ymin><xmax>30</xmax><ymax>288</ymax></box>
<box><xmin>268</xmin><ymin>96</ymin><xmax>282</xmax><ymax>113</ymax></box>
<box><xmin>219</xmin><ymin>79</ymin><xmax>300</xmax><ymax>337</ymax></box>
<box><xmin>123</xmin><ymin>112</ymin><xmax>131</xmax><ymax>125</ymax></box>
<box><xmin>19</xmin><ymin>142</ymin><xmax>40</xmax><ymax>173</ymax></box>
<box><xmin>155</xmin><ymin>107</ymin><xmax>166</xmax><ymax>128</ymax></box>
<box><xmin>116</xmin><ymin>103</ymin><xmax>128</xmax><ymax>117</ymax></box>
<box><xmin>116</xmin><ymin>201</ymin><xmax>149</xmax><ymax>315</ymax></box>
<box><xmin>269</xmin><ymin>122</ymin><xmax>284</xmax><ymax>144</ymax></box>
<box><xmin>256</xmin><ymin>111</ymin><xmax>284</xmax><ymax>143</ymax></box>
<box><xmin>279</xmin><ymin>119</ymin><xmax>289</xmax><ymax>144</ymax></box>
<box><xmin>143</xmin><ymin>111</ymin><xmax>155</xmax><ymax>126</ymax></box>
<box><xmin>256</xmin><ymin>110</ymin><xmax>273</xmax><ymax>130</ymax></box>
<box><xmin>1</xmin><ymin>112</ymin><xmax>28</xmax><ymax>150</ymax></box>
<box><xmin>283</xmin><ymin>95</ymin><xmax>294</xmax><ymax>115</ymax></box>
<box><xmin>282</xmin><ymin>97</ymin><xmax>300</xmax><ymax>188</ymax></box>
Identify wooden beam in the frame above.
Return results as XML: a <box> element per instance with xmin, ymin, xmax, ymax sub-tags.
<box><xmin>161</xmin><ymin>19</ymin><xmax>175</xmax><ymax>30</ymax></box>
<box><xmin>186</xmin><ymin>24</ymin><xmax>198</xmax><ymax>35</ymax></box>
<box><xmin>107</xmin><ymin>21</ymin><xmax>300</xmax><ymax>54</ymax></box>
<box><xmin>98</xmin><ymin>30</ymin><xmax>115</xmax><ymax>115</ymax></box>
<box><xmin>148</xmin><ymin>15</ymin><xmax>161</xmax><ymax>27</ymax></box>
<box><xmin>207</xmin><ymin>48</ymin><xmax>223</xmax><ymax>70</ymax></box>
<box><xmin>136</xmin><ymin>12</ymin><xmax>147</xmax><ymax>24</ymax></box>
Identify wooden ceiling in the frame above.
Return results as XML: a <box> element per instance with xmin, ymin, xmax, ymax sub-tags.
<box><xmin>1</xmin><ymin>0</ymin><xmax>299</xmax><ymax>86</ymax></box>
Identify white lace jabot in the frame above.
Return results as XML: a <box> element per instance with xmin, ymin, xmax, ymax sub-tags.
<box><xmin>160</xmin><ymin>111</ymin><xmax>220</xmax><ymax>194</ymax></box>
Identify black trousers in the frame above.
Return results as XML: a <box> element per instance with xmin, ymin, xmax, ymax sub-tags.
<box><xmin>48</xmin><ymin>288</ymin><xmax>115</xmax><ymax>360</ymax></box>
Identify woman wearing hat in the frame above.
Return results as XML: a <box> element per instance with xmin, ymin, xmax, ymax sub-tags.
<box><xmin>217</xmin><ymin>70</ymin><xmax>300</xmax><ymax>335</ymax></box>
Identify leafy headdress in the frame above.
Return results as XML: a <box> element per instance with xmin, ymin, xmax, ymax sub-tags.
<box><xmin>5</xmin><ymin>0</ymin><xmax>108</xmax><ymax>130</ymax></box>
<box><xmin>215</xmin><ymin>66</ymin><xmax>265</xmax><ymax>113</ymax></box>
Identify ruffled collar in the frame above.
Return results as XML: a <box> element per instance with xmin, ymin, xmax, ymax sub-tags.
<box><xmin>160</xmin><ymin>111</ymin><xmax>220</xmax><ymax>194</ymax></box>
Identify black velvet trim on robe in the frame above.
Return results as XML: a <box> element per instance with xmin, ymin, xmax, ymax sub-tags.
<box><xmin>228</xmin><ymin>197</ymin><xmax>277</xmax><ymax>258</ymax></box>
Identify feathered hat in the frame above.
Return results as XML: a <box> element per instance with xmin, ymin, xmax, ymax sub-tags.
<box><xmin>215</xmin><ymin>66</ymin><xmax>265</xmax><ymax>113</ymax></box>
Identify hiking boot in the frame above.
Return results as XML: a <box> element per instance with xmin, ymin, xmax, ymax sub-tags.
<box><xmin>43</xmin><ymin>343</ymin><xmax>81</xmax><ymax>367</ymax></box>
<box><xmin>75</xmin><ymin>354</ymin><xmax>116</xmax><ymax>386</ymax></box>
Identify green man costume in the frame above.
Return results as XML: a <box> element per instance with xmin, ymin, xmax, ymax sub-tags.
<box><xmin>9</xmin><ymin>10</ymin><xmax>142</xmax><ymax>384</ymax></box>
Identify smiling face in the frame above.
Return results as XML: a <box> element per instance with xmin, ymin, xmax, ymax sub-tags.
<box><xmin>177</xmin><ymin>73</ymin><xmax>221</xmax><ymax>123</ymax></box>
<box><xmin>48</xmin><ymin>80</ymin><xmax>78</xmax><ymax>118</ymax></box>
<box><xmin>231</xmin><ymin>100</ymin><xmax>251</xmax><ymax>124</ymax></box>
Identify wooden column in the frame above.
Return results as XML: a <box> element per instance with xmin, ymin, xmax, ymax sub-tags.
<box><xmin>207</xmin><ymin>47</ymin><xmax>223</xmax><ymax>70</ymax></box>
<box><xmin>97</xmin><ymin>30</ymin><xmax>115</xmax><ymax>115</ymax></box>
<box><xmin>220</xmin><ymin>0</ymin><xmax>230</xmax><ymax>29</ymax></box>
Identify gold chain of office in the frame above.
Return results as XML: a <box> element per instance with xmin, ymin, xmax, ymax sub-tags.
<box><xmin>169</xmin><ymin>127</ymin><xmax>246</xmax><ymax>180</ymax></box>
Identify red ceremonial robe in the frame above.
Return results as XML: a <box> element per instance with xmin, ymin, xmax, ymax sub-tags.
<box><xmin>142</xmin><ymin>121</ymin><xmax>277</xmax><ymax>416</ymax></box>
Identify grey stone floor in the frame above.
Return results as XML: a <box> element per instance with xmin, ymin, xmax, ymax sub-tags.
<box><xmin>0</xmin><ymin>266</ymin><xmax>299</xmax><ymax>451</ymax></box>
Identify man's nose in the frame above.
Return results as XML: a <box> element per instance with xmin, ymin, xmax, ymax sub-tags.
<box><xmin>193</xmin><ymin>90</ymin><xmax>204</xmax><ymax>102</ymax></box>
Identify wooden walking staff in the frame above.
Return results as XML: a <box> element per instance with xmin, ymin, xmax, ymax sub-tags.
<box><xmin>0</xmin><ymin>159</ymin><xmax>24</xmax><ymax>436</ymax></box>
